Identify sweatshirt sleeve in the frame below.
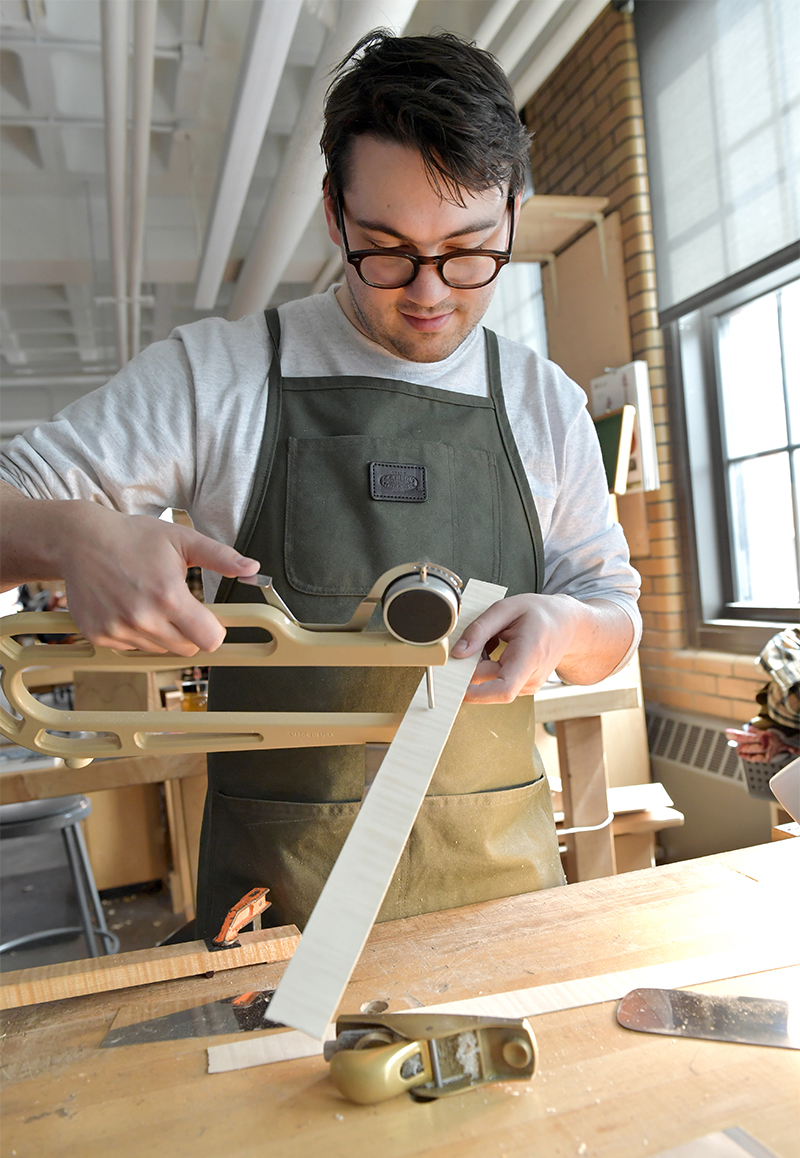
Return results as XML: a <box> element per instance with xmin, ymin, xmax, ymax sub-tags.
<box><xmin>0</xmin><ymin>335</ymin><xmax>199</xmax><ymax>516</ymax></box>
<box><xmin>541</xmin><ymin>402</ymin><xmax>642</xmax><ymax>670</ymax></box>
<box><xmin>497</xmin><ymin>336</ymin><xmax>642</xmax><ymax>674</ymax></box>
<box><xmin>0</xmin><ymin>312</ymin><xmax>271</xmax><ymax>559</ymax></box>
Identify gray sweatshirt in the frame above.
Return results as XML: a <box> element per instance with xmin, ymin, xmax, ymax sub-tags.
<box><xmin>0</xmin><ymin>287</ymin><xmax>641</xmax><ymax>665</ymax></box>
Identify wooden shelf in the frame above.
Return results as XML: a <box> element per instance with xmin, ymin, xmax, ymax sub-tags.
<box><xmin>512</xmin><ymin>193</ymin><xmax>609</xmax><ymax>261</ymax></box>
<box><xmin>534</xmin><ymin>661</ymin><xmax>641</xmax><ymax>723</ymax></box>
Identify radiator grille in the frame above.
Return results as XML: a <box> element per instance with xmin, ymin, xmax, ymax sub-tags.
<box><xmin>646</xmin><ymin>704</ymin><xmax>746</xmax><ymax>786</ymax></box>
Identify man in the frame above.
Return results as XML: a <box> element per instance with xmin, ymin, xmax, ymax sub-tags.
<box><xmin>0</xmin><ymin>32</ymin><xmax>640</xmax><ymax>935</ymax></box>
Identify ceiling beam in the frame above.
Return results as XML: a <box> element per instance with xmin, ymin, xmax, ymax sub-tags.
<box><xmin>493</xmin><ymin>0</ymin><xmax>564</xmax><ymax>78</ymax></box>
<box><xmin>193</xmin><ymin>0</ymin><xmax>303</xmax><ymax>311</ymax></box>
<box><xmin>100</xmin><ymin>0</ymin><xmax>130</xmax><ymax>367</ymax></box>
<box><xmin>63</xmin><ymin>285</ymin><xmax>102</xmax><ymax>365</ymax></box>
<box><xmin>1</xmin><ymin>114</ymin><xmax>178</xmax><ymax>132</ymax></box>
<box><xmin>128</xmin><ymin>0</ymin><xmax>157</xmax><ymax>358</ymax></box>
<box><xmin>228</xmin><ymin>0</ymin><xmax>419</xmax><ymax>321</ymax></box>
<box><xmin>473</xmin><ymin>0</ymin><xmax>519</xmax><ymax>50</ymax></box>
<box><xmin>0</xmin><ymin>376</ymin><xmax>113</xmax><ymax>388</ymax></box>
<box><xmin>0</xmin><ymin>31</ymin><xmax>180</xmax><ymax>58</ymax></box>
<box><xmin>512</xmin><ymin>0</ymin><xmax>609</xmax><ymax>109</ymax></box>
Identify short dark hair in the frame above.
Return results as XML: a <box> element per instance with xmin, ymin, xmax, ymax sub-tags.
<box><xmin>321</xmin><ymin>30</ymin><xmax>530</xmax><ymax>205</ymax></box>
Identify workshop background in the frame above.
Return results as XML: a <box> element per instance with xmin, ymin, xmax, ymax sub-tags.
<box><xmin>1</xmin><ymin>0</ymin><xmax>798</xmax><ymax>968</ymax></box>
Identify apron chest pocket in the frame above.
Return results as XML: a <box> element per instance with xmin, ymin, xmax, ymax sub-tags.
<box><xmin>284</xmin><ymin>435</ymin><xmax>501</xmax><ymax>595</ymax></box>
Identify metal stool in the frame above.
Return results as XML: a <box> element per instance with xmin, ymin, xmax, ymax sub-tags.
<box><xmin>0</xmin><ymin>795</ymin><xmax>120</xmax><ymax>958</ymax></box>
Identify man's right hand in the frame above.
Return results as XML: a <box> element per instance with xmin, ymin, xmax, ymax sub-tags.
<box><xmin>0</xmin><ymin>483</ymin><xmax>259</xmax><ymax>655</ymax></box>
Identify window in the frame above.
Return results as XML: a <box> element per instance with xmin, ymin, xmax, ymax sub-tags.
<box><xmin>481</xmin><ymin>261</ymin><xmax>548</xmax><ymax>356</ymax></box>
<box><xmin>666</xmin><ymin>250</ymin><xmax>800</xmax><ymax>651</ymax></box>
<box><xmin>635</xmin><ymin>0</ymin><xmax>800</xmax><ymax>315</ymax></box>
<box><xmin>636</xmin><ymin>0</ymin><xmax>800</xmax><ymax>652</ymax></box>
<box><xmin>717</xmin><ymin>278</ymin><xmax>799</xmax><ymax>608</ymax></box>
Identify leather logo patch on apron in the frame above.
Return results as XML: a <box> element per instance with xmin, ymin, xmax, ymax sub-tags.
<box><xmin>369</xmin><ymin>461</ymin><xmax>427</xmax><ymax>502</ymax></box>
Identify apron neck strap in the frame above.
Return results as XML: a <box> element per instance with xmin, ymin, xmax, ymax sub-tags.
<box><xmin>484</xmin><ymin>326</ymin><xmax>502</xmax><ymax>405</ymax></box>
<box><xmin>265</xmin><ymin>307</ymin><xmax>281</xmax><ymax>362</ymax></box>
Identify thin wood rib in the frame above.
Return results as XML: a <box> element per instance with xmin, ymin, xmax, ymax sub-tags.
<box><xmin>267</xmin><ymin>578</ymin><xmax>506</xmax><ymax>1041</ymax></box>
<box><xmin>0</xmin><ymin>925</ymin><xmax>300</xmax><ymax>1010</ymax></box>
<box><xmin>207</xmin><ymin>944</ymin><xmax>800</xmax><ymax>1073</ymax></box>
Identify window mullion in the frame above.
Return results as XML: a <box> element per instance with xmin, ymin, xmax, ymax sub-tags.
<box><xmin>707</xmin><ymin>309</ymin><xmax>738</xmax><ymax>607</ymax></box>
<box><xmin>777</xmin><ymin>288</ymin><xmax>800</xmax><ymax>592</ymax></box>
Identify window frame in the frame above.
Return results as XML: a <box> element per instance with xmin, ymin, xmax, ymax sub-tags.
<box><xmin>663</xmin><ymin>243</ymin><xmax>800</xmax><ymax>654</ymax></box>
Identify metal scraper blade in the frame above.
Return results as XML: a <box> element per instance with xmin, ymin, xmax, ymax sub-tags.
<box><xmin>617</xmin><ymin>988</ymin><xmax>799</xmax><ymax>1049</ymax></box>
<box><xmin>102</xmin><ymin>989</ymin><xmax>282</xmax><ymax>1048</ymax></box>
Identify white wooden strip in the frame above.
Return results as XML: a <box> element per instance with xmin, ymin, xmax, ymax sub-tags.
<box><xmin>206</xmin><ymin>943</ymin><xmax>800</xmax><ymax>1073</ymax></box>
<box><xmin>419</xmin><ymin>943</ymin><xmax>800</xmax><ymax>1019</ymax></box>
<box><xmin>607</xmin><ymin>781</ymin><xmax>674</xmax><ymax>814</ymax></box>
<box><xmin>650</xmin><ymin>1128</ymin><xmax>779</xmax><ymax>1158</ymax></box>
<box><xmin>207</xmin><ymin>1027</ymin><xmax>336</xmax><ymax>1074</ymax></box>
<box><xmin>550</xmin><ymin>781</ymin><xmax>674</xmax><ymax>816</ymax></box>
<box><xmin>265</xmin><ymin>578</ymin><xmax>506</xmax><ymax>1041</ymax></box>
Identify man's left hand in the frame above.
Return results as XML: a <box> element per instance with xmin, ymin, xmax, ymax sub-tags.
<box><xmin>451</xmin><ymin>593</ymin><xmax>634</xmax><ymax>704</ymax></box>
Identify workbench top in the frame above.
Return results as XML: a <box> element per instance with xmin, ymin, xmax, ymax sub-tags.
<box><xmin>2</xmin><ymin>840</ymin><xmax>798</xmax><ymax>1158</ymax></box>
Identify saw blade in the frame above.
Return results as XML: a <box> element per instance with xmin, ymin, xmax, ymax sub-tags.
<box><xmin>102</xmin><ymin>989</ymin><xmax>282</xmax><ymax>1048</ymax></box>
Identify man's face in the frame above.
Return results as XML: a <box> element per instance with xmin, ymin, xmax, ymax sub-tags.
<box><xmin>324</xmin><ymin>136</ymin><xmax>515</xmax><ymax>363</ymax></box>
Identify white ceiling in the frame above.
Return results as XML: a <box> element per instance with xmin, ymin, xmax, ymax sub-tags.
<box><xmin>0</xmin><ymin>0</ymin><xmax>608</xmax><ymax>440</ymax></box>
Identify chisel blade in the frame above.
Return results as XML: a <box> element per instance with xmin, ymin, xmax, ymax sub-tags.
<box><xmin>617</xmin><ymin>988</ymin><xmax>799</xmax><ymax>1049</ymax></box>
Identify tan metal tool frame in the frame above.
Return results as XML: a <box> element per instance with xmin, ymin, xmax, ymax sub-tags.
<box><xmin>0</xmin><ymin>604</ymin><xmax>448</xmax><ymax>767</ymax></box>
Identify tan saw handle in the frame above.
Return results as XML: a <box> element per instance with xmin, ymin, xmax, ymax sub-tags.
<box><xmin>0</xmin><ymin>605</ymin><xmax>448</xmax><ymax>766</ymax></box>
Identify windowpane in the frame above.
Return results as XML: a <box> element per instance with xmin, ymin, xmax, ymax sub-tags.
<box><xmin>717</xmin><ymin>291</ymin><xmax>787</xmax><ymax>459</ymax></box>
<box><xmin>781</xmin><ymin>279</ymin><xmax>800</xmax><ymax>443</ymax></box>
<box><xmin>795</xmin><ymin>447</ymin><xmax>800</xmax><ymax>590</ymax></box>
<box><xmin>728</xmin><ymin>451</ymin><xmax>798</xmax><ymax>606</ymax></box>
<box><xmin>482</xmin><ymin>262</ymin><xmax>548</xmax><ymax>355</ymax></box>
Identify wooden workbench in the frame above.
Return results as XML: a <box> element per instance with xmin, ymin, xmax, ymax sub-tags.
<box><xmin>1</xmin><ymin>841</ymin><xmax>797</xmax><ymax>1157</ymax></box>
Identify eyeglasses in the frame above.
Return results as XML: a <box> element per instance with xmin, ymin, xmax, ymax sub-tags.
<box><xmin>335</xmin><ymin>191</ymin><xmax>515</xmax><ymax>290</ymax></box>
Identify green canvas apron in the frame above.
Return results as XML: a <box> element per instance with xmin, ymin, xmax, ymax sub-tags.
<box><xmin>195</xmin><ymin>309</ymin><xmax>565</xmax><ymax>937</ymax></box>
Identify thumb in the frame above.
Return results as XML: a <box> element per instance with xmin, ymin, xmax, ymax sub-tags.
<box><xmin>451</xmin><ymin>620</ymin><xmax>488</xmax><ymax>657</ymax></box>
<box><xmin>451</xmin><ymin>599</ymin><xmax>509</xmax><ymax>657</ymax></box>
<box><xmin>173</xmin><ymin>526</ymin><xmax>259</xmax><ymax>578</ymax></box>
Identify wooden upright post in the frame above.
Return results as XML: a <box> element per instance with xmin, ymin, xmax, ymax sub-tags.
<box><xmin>557</xmin><ymin>715</ymin><xmax>616</xmax><ymax>882</ymax></box>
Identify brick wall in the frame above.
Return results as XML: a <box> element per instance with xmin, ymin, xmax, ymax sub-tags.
<box><xmin>523</xmin><ymin>3</ymin><xmax>763</xmax><ymax>724</ymax></box>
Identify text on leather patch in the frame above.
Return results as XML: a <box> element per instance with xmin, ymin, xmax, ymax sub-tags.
<box><xmin>369</xmin><ymin>462</ymin><xmax>427</xmax><ymax>502</ymax></box>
